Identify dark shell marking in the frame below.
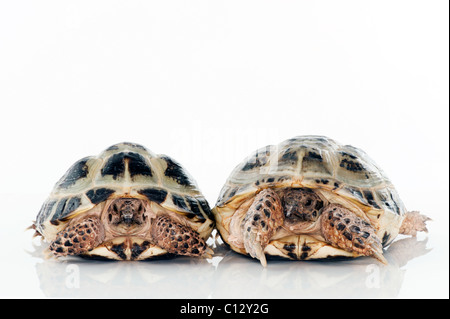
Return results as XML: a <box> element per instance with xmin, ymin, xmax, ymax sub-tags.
<box><xmin>56</xmin><ymin>157</ymin><xmax>91</xmax><ymax>189</ymax></box>
<box><xmin>110</xmin><ymin>243</ymin><xmax>127</xmax><ymax>259</ymax></box>
<box><xmin>282</xmin><ymin>243</ymin><xmax>312</xmax><ymax>260</ymax></box>
<box><xmin>101</xmin><ymin>152</ymin><xmax>152</xmax><ymax>180</ymax></box>
<box><xmin>53</xmin><ymin>197</ymin><xmax>82</xmax><ymax>220</ymax></box>
<box><xmin>86</xmin><ymin>188</ymin><xmax>116</xmax><ymax>204</ymax></box>
<box><xmin>36</xmin><ymin>200</ymin><xmax>57</xmax><ymax>229</ymax></box>
<box><xmin>279</xmin><ymin>147</ymin><xmax>298</xmax><ymax>166</ymax></box>
<box><xmin>131</xmin><ymin>241</ymin><xmax>151</xmax><ymax>259</ymax></box>
<box><xmin>162</xmin><ymin>156</ymin><xmax>194</xmax><ymax>187</ymax></box>
<box><xmin>172</xmin><ymin>194</ymin><xmax>189</xmax><ymax>211</ymax></box>
<box><xmin>241</xmin><ymin>146</ymin><xmax>272</xmax><ymax>171</ymax></box>
<box><xmin>138</xmin><ymin>188</ymin><xmax>168</xmax><ymax>204</ymax></box>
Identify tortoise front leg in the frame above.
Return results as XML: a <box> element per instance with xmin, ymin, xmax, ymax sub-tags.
<box><xmin>320</xmin><ymin>204</ymin><xmax>387</xmax><ymax>264</ymax></box>
<box><xmin>241</xmin><ymin>188</ymin><xmax>284</xmax><ymax>267</ymax></box>
<box><xmin>49</xmin><ymin>217</ymin><xmax>105</xmax><ymax>257</ymax></box>
<box><xmin>150</xmin><ymin>215</ymin><xmax>212</xmax><ymax>258</ymax></box>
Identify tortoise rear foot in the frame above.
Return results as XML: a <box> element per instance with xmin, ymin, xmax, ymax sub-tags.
<box><xmin>150</xmin><ymin>215</ymin><xmax>212</xmax><ymax>258</ymax></box>
<box><xmin>49</xmin><ymin>217</ymin><xmax>105</xmax><ymax>257</ymax></box>
<box><xmin>321</xmin><ymin>204</ymin><xmax>387</xmax><ymax>264</ymax></box>
<box><xmin>241</xmin><ymin>188</ymin><xmax>284</xmax><ymax>267</ymax></box>
<box><xmin>399</xmin><ymin>211</ymin><xmax>431</xmax><ymax>236</ymax></box>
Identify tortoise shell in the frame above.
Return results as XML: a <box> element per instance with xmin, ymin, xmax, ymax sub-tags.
<box><xmin>35</xmin><ymin>142</ymin><xmax>214</xmax><ymax>243</ymax></box>
<box><xmin>213</xmin><ymin>136</ymin><xmax>406</xmax><ymax>260</ymax></box>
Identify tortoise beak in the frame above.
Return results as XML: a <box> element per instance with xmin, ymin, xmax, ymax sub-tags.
<box><xmin>121</xmin><ymin>212</ymin><xmax>134</xmax><ymax>225</ymax></box>
<box><xmin>120</xmin><ymin>206</ymin><xmax>135</xmax><ymax>225</ymax></box>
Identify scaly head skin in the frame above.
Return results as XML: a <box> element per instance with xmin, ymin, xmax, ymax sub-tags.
<box><xmin>107</xmin><ymin>198</ymin><xmax>146</xmax><ymax>227</ymax></box>
<box><xmin>49</xmin><ymin>198</ymin><xmax>211</xmax><ymax>259</ymax></box>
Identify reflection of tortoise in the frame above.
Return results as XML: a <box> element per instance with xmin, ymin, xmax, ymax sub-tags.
<box><xmin>213</xmin><ymin>136</ymin><xmax>430</xmax><ymax>266</ymax></box>
<box><xmin>32</xmin><ymin>142</ymin><xmax>214</xmax><ymax>260</ymax></box>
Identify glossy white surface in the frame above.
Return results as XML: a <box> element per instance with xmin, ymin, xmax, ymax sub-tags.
<box><xmin>0</xmin><ymin>193</ymin><xmax>447</xmax><ymax>299</ymax></box>
<box><xmin>0</xmin><ymin>1</ymin><xmax>448</xmax><ymax>299</ymax></box>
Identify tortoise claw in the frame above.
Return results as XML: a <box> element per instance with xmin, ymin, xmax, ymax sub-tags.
<box><xmin>369</xmin><ymin>243</ymin><xmax>388</xmax><ymax>265</ymax></box>
<box><xmin>254</xmin><ymin>243</ymin><xmax>268</xmax><ymax>268</ymax></box>
<box><xmin>243</xmin><ymin>231</ymin><xmax>268</xmax><ymax>267</ymax></box>
<box><xmin>202</xmin><ymin>247</ymin><xmax>214</xmax><ymax>259</ymax></box>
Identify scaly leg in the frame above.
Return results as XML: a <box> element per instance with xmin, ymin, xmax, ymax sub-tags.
<box><xmin>150</xmin><ymin>215</ymin><xmax>212</xmax><ymax>258</ymax></box>
<box><xmin>399</xmin><ymin>211</ymin><xmax>431</xmax><ymax>236</ymax></box>
<box><xmin>241</xmin><ymin>188</ymin><xmax>284</xmax><ymax>267</ymax></box>
<box><xmin>49</xmin><ymin>217</ymin><xmax>105</xmax><ymax>257</ymax></box>
<box><xmin>320</xmin><ymin>204</ymin><xmax>387</xmax><ymax>264</ymax></box>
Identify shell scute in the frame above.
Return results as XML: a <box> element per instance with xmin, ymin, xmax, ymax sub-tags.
<box><xmin>240</xmin><ymin>146</ymin><xmax>273</xmax><ymax>172</ymax></box>
<box><xmin>160</xmin><ymin>155</ymin><xmax>197</xmax><ymax>188</ymax></box>
<box><xmin>300</xmin><ymin>149</ymin><xmax>334</xmax><ymax>177</ymax></box>
<box><xmin>85</xmin><ymin>187</ymin><xmax>116</xmax><ymax>205</ymax></box>
<box><xmin>55</xmin><ymin>156</ymin><xmax>93</xmax><ymax>190</ymax></box>
<box><xmin>53</xmin><ymin>196</ymin><xmax>82</xmax><ymax>221</ymax></box>
<box><xmin>137</xmin><ymin>187</ymin><xmax>168</xmax><ymax>204</ymax></box>
<box><xmin>100</xmin><ymin>151</ymin><xmax>153</xmax><ymax>180</ymax></box>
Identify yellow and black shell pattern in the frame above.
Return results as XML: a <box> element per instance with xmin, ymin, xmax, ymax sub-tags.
<box><xmin>213</xmin><ymin>136</ymin><xmax>406</xmax><ymax>252</ymax></box>
<box><xmin>35</xmin><ymin>142</ymin><xmax>214</xmax><ymax>241</ymax></box>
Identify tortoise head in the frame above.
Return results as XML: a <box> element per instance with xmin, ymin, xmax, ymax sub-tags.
<box><xmin>107</xmin><ymin>198</ymin><xmax>147</xmax><ymax>229</ymax></box>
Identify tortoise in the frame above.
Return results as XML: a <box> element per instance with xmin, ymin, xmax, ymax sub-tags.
<box><xmin>212</xmin><ymin>136</ymin><xmax>430</xmax><ymax>266</ymax></box>
<box><xmin>32</xmin><ymin>142</ymin><xmax>214</xmax><ymax>260</ymax></box>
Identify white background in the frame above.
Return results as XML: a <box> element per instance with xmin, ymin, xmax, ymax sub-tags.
<box><xmin>0</xmin><ymin>1</ymin><xmax>448</xmax><ymax>298</ymax></box>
